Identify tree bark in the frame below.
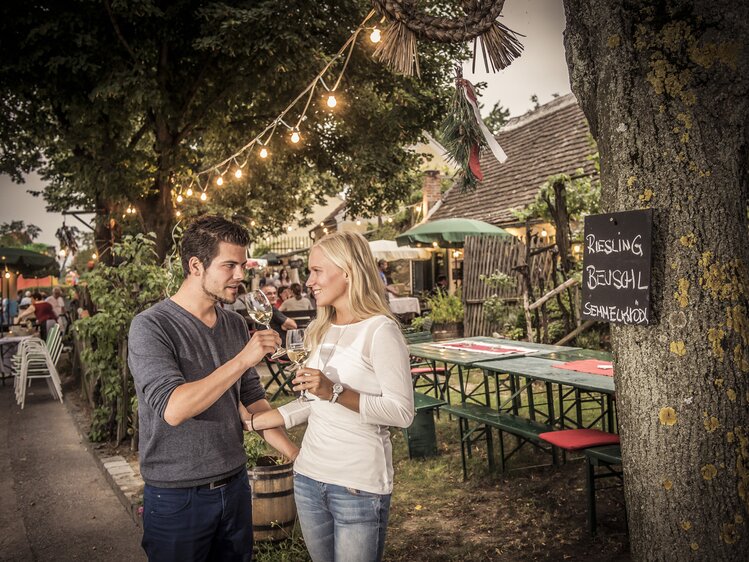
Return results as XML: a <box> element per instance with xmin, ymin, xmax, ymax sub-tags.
<box><xmin>564</xmin><ymin>1</ymin><xmax>749</xmax><ymax>559</ymax></box>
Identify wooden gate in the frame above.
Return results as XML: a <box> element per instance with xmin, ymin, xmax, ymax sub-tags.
<box><xmin>462</xmin><ymin>235</ymin><xmax>553</xmax><ymax>337</ymax></box>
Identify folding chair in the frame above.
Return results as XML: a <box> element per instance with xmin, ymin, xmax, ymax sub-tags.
<box><xmin>263</xmin><ymin>356</ymin><xmax>297</xmax><ymax>401</ymax></box>
<box><xmin>13</xmin><ymin>324</ymin><xmax>64</xmax><ymax>409</ymax></box>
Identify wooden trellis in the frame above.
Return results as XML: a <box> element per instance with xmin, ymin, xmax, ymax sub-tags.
<box><xmin>462</xmin><ymin>234</ymin><xmax>554</xmax><ymax>337</ymax></box>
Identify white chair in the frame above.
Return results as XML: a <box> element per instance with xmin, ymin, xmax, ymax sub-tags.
<box><xmin>13</xmin><ymin>324</ymin><xmax>64</xmax><ymax>409</ymax></box>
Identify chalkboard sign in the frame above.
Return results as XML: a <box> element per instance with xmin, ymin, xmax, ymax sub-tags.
<box><xmin>581</xmin><ymin>209</ymin><xmax>653</xmax><ymax>325</ymax></box>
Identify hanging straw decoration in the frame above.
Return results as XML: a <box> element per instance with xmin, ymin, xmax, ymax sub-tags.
<box><xmin>371</xmin><ymin>0</ymin><xmax>523</xmax><ymax>76</ymax></box>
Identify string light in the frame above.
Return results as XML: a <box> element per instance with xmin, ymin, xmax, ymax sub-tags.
<box><xmin>432</xmin><ymin>241</ymin><xmax>439</xmax><ymax>248</ymax></box>
<box><xmin>287</xmin><ymin>226</ymin><xmax>293</xmax><ymax>232</ymax></box>
<box><xmin>370</xmin><ymin>28</ymin><xmax>381</xmax><ymax>43</ymax></box>
<box><xmin>186</xmin><ymin>188</ymin><xmax>193</xmax><ymax>197</ymax></box>
<box><xmin>573</xmin><ymin>244</ymin><xmax>581</xmax><ymax>253</ymax></box>
<box><xmin>290</xmin><ymin>128</ymin><xmax>301</xmax><ymax>144</ymax></box>
<box><xmin>4</xmin><ymin>271</ymin><xmax>9</xmax><ymax>279</ymax></box>
<box><xmin>250</xmin><ymin>220</ymin><xmax>256</xmax><ymax>227</ymax></box>
<box><xmin>323</xmin><ymin>227</ymin><xmax>329</xmax><ymax>234</ymax></box>
<box><xmin>356</xmin><ymin>219</ymin><xmax>361</xmax><ymax>225</ymax></box>
<box><xmin>216</xmin><ymin>176</ymin><xmax>224</xmax><ymax>186</ymax></box>
<box><xmin>326</xmin><ymin>94</ymin><xmax>337</xmax><ymax>108</ymax></box>
<box><xmin>259</xmin><ymin>147</ymin><xmax>269</xmax><ymax>159</ymax></box>
<box><xmin>200</xmin><ymin>192</ymin><xmax>208</xmax><ymax>202</ymax></box>
<box><xmin>176</xmin><ymin>210</ymin><xmax>182</xmax><ymax>217</ymax></box>
<box><xmin>58</xmin><ymin>248</ymin><xmax>67</xmax><ymax>257</ymax></box>
<box><xmin>92</xmin><ymin>252</ymin><xmax>98</xmax><ymax>260</ymax></box>
<box><xmin>541</xmin><ymin>229</ymin><xmax>548</xmax><ymax>238</ymax></box>
<box><xmin>234</xmin><ymin>168</ymin><xmax>242</xmax><ymax>179</ymax></box>
<box><xmin>176</xmin><ymin>194</ymin><xmax>183</xmax><ymax>203</ymax></box>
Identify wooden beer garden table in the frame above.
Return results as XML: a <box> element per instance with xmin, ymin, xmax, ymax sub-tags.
<box><xmin>473</xmin><ymin>353</ymin><xmax>616</xmax><ymax>431</ymax></box>
<box><xmin>407</xmin><ymin>336</ymin><xmax>579</xmax><ymax>404</ymax></box>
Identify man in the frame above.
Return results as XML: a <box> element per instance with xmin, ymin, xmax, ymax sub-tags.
<box><xmin>259</xmin><ymin>284</ymin><xmax>296</xmax><ymax>342</ymax></box>
<box><xmin>45</xmin><ymin>287</ymin><xmax>68</xmax><ymax>333</ymax></box>
<box><xmin>16</xmin><ymin>292</ymin><xmax>57</xmax><ymax>339</ymax></box>
<box><xmin>128</xmin><ymin>216</ymin><xmax>299</xmax><ymax>561</ymax></box>
<box><xmin>377</xmin><ymin>259</ymin><xmax>400</xmax><ymax>297</ymax></box>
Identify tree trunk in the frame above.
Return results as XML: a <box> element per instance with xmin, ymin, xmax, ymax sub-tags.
<box><xmin>139</xmin><ymin>174</ymin><xmax>175</xmax><ymax>261</ymax></box>
<box><xmin>564</xmin><ymin>1</ymin><xmax>749</xmax><ymax>559</ymax></box>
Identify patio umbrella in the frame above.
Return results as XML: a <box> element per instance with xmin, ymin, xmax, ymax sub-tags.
<box><xmin>258</xmin><ymin>252</ymin><xmax>282</xmax><ymax>266</ymax></box>
<box><xmin>395</xmin><ymin>218</ymin><xmax>511</xmax><ymax>248</ymax></box>
<box><xmin>368</xmin><ymin>240</ymin><xmax>431</xmax><ymax>261</ymax></box>
<box><xmin>0</xmin><ymin>247</ymin><xmax>59</xmax><ymax>277</ymax></box>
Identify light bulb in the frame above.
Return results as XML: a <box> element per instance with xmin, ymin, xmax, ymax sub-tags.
<box><xmin>326</xmin><ymin>94</ymin><xmax>337</xmax><ymax>108</ymax></box>
<box><xmin>216</xmin><ymin>176</ymin><xmax>224</xmax><ymax>186</ymax></box>
<box><xmin>356</xmin><ymin>219</ymin><xmax>361</xmax><ymax>225</ymax></box>
<box><xmin>4</xmin><ymin>271</ymin><xmax>9</xmax><ymax>279</ymax></box>
<box><xmin>259</xmin><ymin>147</ymin><xmax>268</xmax><ymax>159</ymax></box>
<box><xmin>541</xmin><ymin>229</ymin><xmax>548</xmax><ymax>238</ymax></box>
<box><xmin>58</xmin><ymin>248</ymin><xmax>66</xmax><ymax>257</ymax></box>
<box><xmin>176</xmin><ymin>210</ymin><xmax>181</xmax><ymax>217</ymax></box>
<box><xmin>387</xmin><ymin>217</ymin><xmax>393</xmax><ymax>223</ymax></box>
<box><xmin>92</xmin><ymin>253</ymin><xmax>97</xmax><ymax>260</ymax></box>
<box><xmin>574</xmin><ymin>244</ymin><xmax>581</xmax><ymax>253</ymax></box>
<box><xmin>432</xmin><ymin>242</ymin><xmax>439</xmax><ymax>248</ymax></box>
<box><xmin>370</xmin><ymin>28</ymin><xmax>381</xmax><ymax>43</ymax></box>
<box><xmin>176</xmin><ymin>194</ymin><xmax>183</xmax><ymax>203</ymax></box>
<box><xmin>250</xmin><ymin>220</ymin><xmax>256</xmax><ymax>227</ymax></box>
<box><xmin>323</xmin><ymin>227</ymin><xmax>328</xmax><ymax>234</ymax></box>
<box><xmin>186</xmin><ymin>188</ymin><xmax>193</xmax><ymax>197</ymax></box>
<box><xmin>290</xmin><ymin>129</ymin><xmax>301</xmax><ymax>143</ymax></box>
<box><xmin>234</xmin><ymin>168</ymin><xmax>242</xmax><ymax>179</ymax></box>
<box><xmin>200</xmin><ymin>192</ymin><xmax>207</xmax><ymax>201</ymax></box>
<box><xmin>453</xmin><ymin>250</ymin><xmax>461</xmax><ymax>258</ymax></box>
<box><xmin>287</xmin><ymin>226</ymin><xmax>293</xmax><ymax>232</ymax></box>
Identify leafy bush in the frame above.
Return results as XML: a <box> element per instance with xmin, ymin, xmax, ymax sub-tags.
<box><xmin>425</xmin><ymin>290</ymin><xmax>464</xmax><ymax>324</ymax></box>
<box><xmin>75</xmin><ymin>233</ymin><xmax>172</xmax><ymax>442</ymax></box>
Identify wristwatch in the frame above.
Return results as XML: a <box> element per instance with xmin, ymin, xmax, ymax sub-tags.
<box><xmin>330</xmin><ymin>383</ymin><xmax>344</xmax><ymax>404</ymax></box>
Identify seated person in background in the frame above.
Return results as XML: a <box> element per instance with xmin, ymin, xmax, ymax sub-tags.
<box><xmin>19</xmin><ymin>291</ymin><xmax>32</xmax><ymax>310</ymax></box>
<box><xmin>279</xmin><ymin>283</ymin><xmax>314</xmax><ymax>312</ymax></box>
<box><xmin>377</xmin><ymin>259</ymin><xmax>400</xmax><ymax>298</ymax></box>
<box><xmin>16</xmin><ymin>292</ymin><xmax>57</xmax><ymax>339</ymax></box>
<box><xmin>279</xmin><ymin>286</ymin><xmax>293</xmax><ymax>305</ymax></box>
<box><xmin>259</xmin><ymin>284</ymin><xmax>297</xmax><ymax>342</ymax></box>
<box><xmin>276</xmin><ymin>268</ymin><xmax>291</xmax><ymax>288</ymax></box>
<box><xmin>432</xmin><ymin>274</ymin><xmax>449</xmax><ymax>295</ymax></box>
<box><xmin>46</xmin><ymin>287</ymin><xmax>68</xmax><ymax>333</ymax></box>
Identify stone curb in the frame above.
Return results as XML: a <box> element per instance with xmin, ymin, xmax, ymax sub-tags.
<box><xmin>62</xmin><ymin>397</ymin><xmax>145</xmax><ymax>530</ymax></box>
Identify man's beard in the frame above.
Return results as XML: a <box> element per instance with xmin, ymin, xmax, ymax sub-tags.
<box><xmin>201</xmin><ymin>277</ymin><xmax>236</xmax><ymax>305</ymax></box>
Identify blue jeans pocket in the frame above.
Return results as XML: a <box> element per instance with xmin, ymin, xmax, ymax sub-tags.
<box><xmin>147</xmin><ymin>487</ymin><xmax>192</xmax><ymax>517</ymax></box>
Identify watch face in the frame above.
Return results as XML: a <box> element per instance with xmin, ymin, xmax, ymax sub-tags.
<box><xmin>333</xmin><ymin>383</ymin><xmax>343</xmax><ymax>394</ymax></box>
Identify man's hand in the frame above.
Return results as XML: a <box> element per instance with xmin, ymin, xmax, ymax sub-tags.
<box><xmin>239</xmin><ymin>329</ymin><xmax>281</xmax><ymax>369</ymax></box>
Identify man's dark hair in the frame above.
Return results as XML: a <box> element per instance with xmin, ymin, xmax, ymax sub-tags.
<box><xmin>31</xmin><ymin>292</ymin><xmax>43</xmax><ymax>300</ymax></box>
<box><xmin>180</xmin><ymin>215</ymin><xmax>250</xmax><ymax>277</ymax></box>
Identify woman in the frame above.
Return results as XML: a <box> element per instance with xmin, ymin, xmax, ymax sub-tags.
<box><xmin>243</xmin><ymin>231</ymin><xmax>413</xmax><ymax>562</ymax></box>
<box><xmin>276</xmin><ymin>267</ymin><xmax>291</xmax><ymax>288</ymax></box>
<box><xmin>279</xmin><ymin>282</ymin><xmax>313</xmax><ymax>312</ymax></box>
<box><xmin>16</xmin><ymin>292</ymin><xmax>57</xmax><ymax>339</ymax></box>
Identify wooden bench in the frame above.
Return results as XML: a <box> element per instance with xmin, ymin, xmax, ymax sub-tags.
<box><xmin>584</xmin><ymin>445</ymin><xmax>623</xmax><ymax>536</ymax></box>
<box><xmin>442</xmin><ymin>403</ymin><xmax>556</xmax><ymax>480</ymax></box>
<box><xmin>403</xmin><ymin>392</ymin><xmax>447</xmax><ymax>459</ymax></box>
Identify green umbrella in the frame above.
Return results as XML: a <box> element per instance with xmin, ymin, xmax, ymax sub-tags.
<box><xmin>0</xmin><ymin>247</ymin><xmax>59</xmax><ymax>278</ymax></box>
<box><xmin>395</xmin><ymin>218</ymin><xmax>511</xmax><ymax>248</ymax></box>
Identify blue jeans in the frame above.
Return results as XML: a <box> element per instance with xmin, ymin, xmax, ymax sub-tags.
<box><xmin>294</xmin><ymin>472</ymin><xmax>391</xmax><ymax>562</ymax></box>
<box><xmin>142</xmin><ymin>470</ymin><xmax>253</xmax><ymax>562</ymax></box>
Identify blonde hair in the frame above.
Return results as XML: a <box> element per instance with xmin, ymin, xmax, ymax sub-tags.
<box><xmin>306</xmin><ymin>231</ymin><xmax>398</xmax><ymax>351</ymax></box>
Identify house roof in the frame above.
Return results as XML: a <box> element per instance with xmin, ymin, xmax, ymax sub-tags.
<box><xmin>430</xmin><ymin>93</ymin><xmax>597</xmax><ymax>226</ymax></box>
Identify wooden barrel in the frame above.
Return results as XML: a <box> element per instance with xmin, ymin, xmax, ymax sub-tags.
<box><xmin>247</xmin><ymin>456</ymin><xmax>296</xmax><ymax>541</ymax></box>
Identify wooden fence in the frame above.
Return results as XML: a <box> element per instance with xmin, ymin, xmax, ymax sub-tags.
<box><xmin>463</xmin><ymin>235</ymin><xmax>554</xmax><ymax>337</ymax></box>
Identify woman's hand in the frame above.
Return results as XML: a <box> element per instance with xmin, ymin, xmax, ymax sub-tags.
<box><xmin>293</xmin><ymin>367</ymin><xmax>334</xmax><ymax>400</ymax></box>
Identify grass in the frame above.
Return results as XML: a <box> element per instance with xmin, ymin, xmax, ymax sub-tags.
<box><xmin>255</xmin><ymin>370</ymin><xmax>629</xmax><ymax>561</ymax></box>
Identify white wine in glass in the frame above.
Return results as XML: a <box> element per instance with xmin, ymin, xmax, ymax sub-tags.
<box><xmin>286</xmin><ymin>329</ymin><xmax>312</xmax><ymax>401</ymax></box>
<box><xmin>242</xmin><ymin>288</ymin><xmax>286</xmax><ymax>359</ymax></box>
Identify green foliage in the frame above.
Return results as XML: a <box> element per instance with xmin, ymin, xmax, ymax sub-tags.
<box><xmin>482</xmin><ymin>100</ymin><xmax>510</xmax><ymax>134</ymax></box>
<box><xmin>410</xmin><ymin>315</ymin><xmax>428</xmax><ymax>331</ymax></box>
<box><xmin>0</xmin><ymin>220</ymin><xmax>42</xmax><ymax>247</ymax></box>
<box><xmin>243</xmin><ymin>431</ymin><xmax>267</xmax><ymax>469</ymax></box>
<box><xmin>479</xmin><ymin>271</ymin><xmax>517</xmax><ymax>330</ymax></box>
<box><xmin>441</xmin><ymin>82</ymin><xmax>485</xmax><ymax>191</ymax></box>
<box><xmin>512</xmin><ymin>168</ymin><xmax>601</xmax><ymax>235</ymax></box>
<box><xmin>74</xmin><ymin>233</ymin><xmax>170</xmax><ymax>441</ymax></box>
<box><xmin>0</xmin><ymin>0</ymin><xmax>464</xmax><ymax>257</ymax></box>
<box><xmin>426</xmin><ymin>290</ymin><xmax>464</xmax><ymax>324</ymax></box>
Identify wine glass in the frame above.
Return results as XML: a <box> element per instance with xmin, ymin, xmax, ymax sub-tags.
<box><xmin>241</xmin><ymin>287</ymin><xmax>287</xmax><ymax>359</ymax></box>
<box><xmin>286</xmin><ymin>328</ymin><xmax>312</xmax><ymax>401</ymax></box>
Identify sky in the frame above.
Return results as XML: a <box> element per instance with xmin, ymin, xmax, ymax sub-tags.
<box><xmin>0</xmin><ymin>0</ymin><xmax>570</xmax><ymax>248</ymax></box>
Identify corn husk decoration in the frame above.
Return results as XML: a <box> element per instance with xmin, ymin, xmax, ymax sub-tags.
<box><xmin>372</xmin><ymin>0</ymin><xmax>523</xmax><ymax>77</ymax></box>
<box><xmin>441</xmin><ymin>72</ymin><xmax>507</xmax><ymax>190</ymax></box>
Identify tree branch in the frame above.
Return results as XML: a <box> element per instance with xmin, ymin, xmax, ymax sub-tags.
<box><xmin>103</xmin><ymin>0</ymin><xmax>139</xmax><ymax>64</ymax></box>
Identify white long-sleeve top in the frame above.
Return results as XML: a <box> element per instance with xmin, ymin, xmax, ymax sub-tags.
<box><xmin>278</xmin><ymin>315</ymin><xmax>414</xmax><ymax>494</ymax></box>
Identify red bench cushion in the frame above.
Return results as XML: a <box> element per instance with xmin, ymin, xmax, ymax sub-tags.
<box><xmin>410</xmin><ymin>366</ymin><xmax>447</xmax><ymax>374</ymax></box>
<box><xmin>539</xmin><ymin>429</ymin><xmax>620</xmax><ymax>450</ymax></box>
